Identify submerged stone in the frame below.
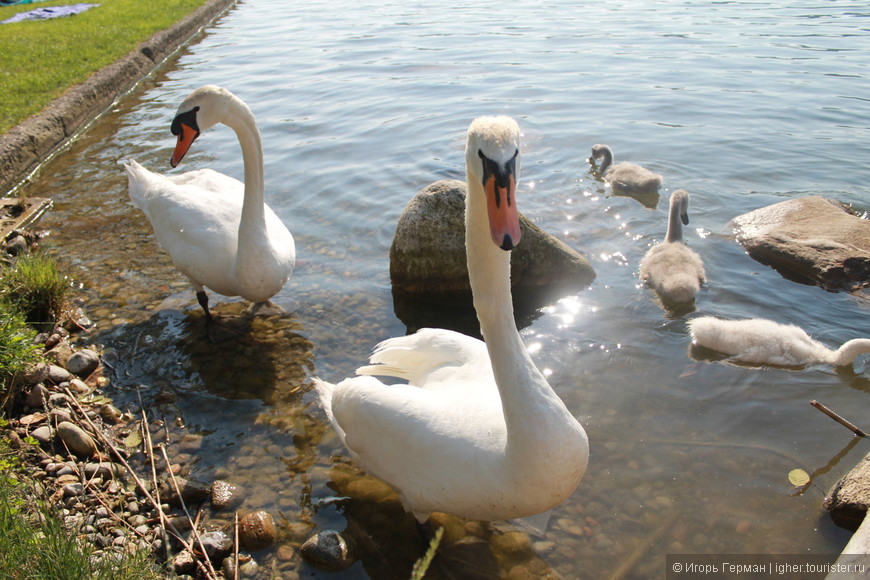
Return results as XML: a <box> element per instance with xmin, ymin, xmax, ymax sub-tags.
<box><xmin>301</xmin><ymin>529</ymin><xmax>356</xmax><ymax>572</ymax></box>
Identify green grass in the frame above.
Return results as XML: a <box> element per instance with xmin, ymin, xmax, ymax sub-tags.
<box><xmin>0</xmin><ymin>0</ymin><xmax>210</xmax><ymax>134</ymax></box>
<box><xmin>0</xmin><ymin>436</ymin><xmax>163</xmax><ymax>579</ymax></box>
<box><xmin>1</xmin><ymin>250</ymin><xmax>70</xmax><ymax>330</ymax></box>
<box><xmin>0</xmin><ymin>303</ymin><xmax>40</xmax><ymax>410</ymax></box>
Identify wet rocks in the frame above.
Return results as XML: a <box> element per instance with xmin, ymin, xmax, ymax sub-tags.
<box><xmin>731</xmin><ymin>196</ymin><xmax>870</xmax><ymax>292</ymax></box>
<box><xmin>161</xmin><ymin>476</ymin><xmax>211</xmax><ymax>507</ymax></box>
<box><xmin>239</xmin><ymin>510</ymin><xmax>278</xmax><ymax>551</ymax></box>
<box><xmin>301</xmin><ymin>529</ymin><xmax>357</xmax><ymax>571</ymax></box>
<box><xmin>211</xmin><ymin>479</ymin><xmax>245</xmax><ymax>511</ymax></box>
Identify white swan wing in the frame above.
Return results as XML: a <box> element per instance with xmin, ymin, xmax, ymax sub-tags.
<box><xmin>125</xmin><ymin>160</ymin><xmax>243</xmax><ymax>294</ymax></box>
<box><xmin>356</xmin><ymin>327</ymin><xmax>493</xmax><ymax>389</ymax></box>
<box><xmin>318</xmin><ymin>374</ymin><xmax>507</xmax><ymax>520</ymax></box>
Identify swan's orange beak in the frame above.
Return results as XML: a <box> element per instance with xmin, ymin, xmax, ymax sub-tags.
<box><xmin>170</xmin><ymin>122</ymin><xmax>198</xmax><ymax>168</ymax></box>
<box><xmin>170</xmin><ymin>108</ymin><xmax>201</xmax><ymax>168</ymax></box>
<box><xmin>480</xmin><ymin>149</ymin><xmax>521</xmax><ymax>251</ymax></box>
<box><xmin>484</xmin><ymin>173</ymin><xmax>521</xmax><ymax>251</ymax></box>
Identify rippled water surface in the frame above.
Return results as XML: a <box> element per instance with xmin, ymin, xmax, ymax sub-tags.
<box><xmin>16</xmin><ymin>0</ymin><xmax>870</xmax><ymax>577</ymax></box>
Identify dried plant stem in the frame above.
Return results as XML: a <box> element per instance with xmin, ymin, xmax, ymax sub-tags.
<box><xmin>233</xmin><ymin>512</ymin><xmax>240</xmax><ymax>580</ymax></box>
<box><xmin>158</xmin><ymin>444</ymin><xmax>219</xmax><ymax>579</ymax></box>
<box><xmin>64</xmin><ymin>390</ymin><xmax>186</xmax><ymax>547</ymax></box>
<box><xmin>810</xmin><ymin>400</ymin><xmax>867</xmax><ymax>437</ymax></box>
<box><xmin>64</xmin><ymin>388</ymin><xmax>217</xmax><ymax>578</ymax></box>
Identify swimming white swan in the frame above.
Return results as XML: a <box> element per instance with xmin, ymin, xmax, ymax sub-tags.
<box><xmin>123</xmin><ymin>85</ymin><xmax>295</xmax><ymax>325</ymax></box>
<box><xmin>313</xmin><ymin>117</ymin><xmax>589</xmax><ymax>523</ymax></box>
<box><xmin>687</xmin><ymin>316</ymin><xmax>870</xmax><ymax>367</ymax></box>
<box><xmin>590</xmin><ymin>144</ymin><xmax>662</xmax><ymax>194</ymax></box>
<box><xmin>639</xmin><ymin>189</ymin><xmax>705</xmax><ymax>303</ymax></box>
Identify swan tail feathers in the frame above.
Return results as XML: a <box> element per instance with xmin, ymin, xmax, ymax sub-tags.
<box><xmin>311</xmin><ymin>378</ymin><xmax>337</xmax><ymax>423</ymax></box>
<box><xmin>122</xmin><ymin>159</ymin><xmax>156</xmax><ymax>211</ymax></box>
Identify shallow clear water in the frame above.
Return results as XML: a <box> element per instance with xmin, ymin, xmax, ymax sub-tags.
<box><xmin>15</xmin><ymin>0</ymin><xmax>870</xmax><ymax>577</ymax></box>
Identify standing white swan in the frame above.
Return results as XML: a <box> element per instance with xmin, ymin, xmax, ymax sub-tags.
<box><xmin>313</xmin><ymin>117</ymin><xmax>589</xmax><ymax>523</ymax></box>
<box><xmin>123</xmin><ymin>85</ymin><xmax>295</xmax><ymax>327</ymax></box>
<box><xmin>687</xmin><ymin>316</ymin><xmax>870</xmax><ymax>367</ymax></box>
<box><xmin>639</xmin><ymin>189</ymin><xmax>705</xmax><ymax>303</ymax></box>
<box><xmin>590</xmin><ymin>144</ymin><xmax>662</xmax><ymax>194</ymax></box>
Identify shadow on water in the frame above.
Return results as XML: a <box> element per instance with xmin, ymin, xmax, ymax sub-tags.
<box><xmin>391</xmin><ymin>286</ymin><xmax>552</xmax><ymax>337</ymax></box>
<box><xmin>97</xmin><ymin>302</ymin><xmax>315</xmax><ymax>410</ymax></box>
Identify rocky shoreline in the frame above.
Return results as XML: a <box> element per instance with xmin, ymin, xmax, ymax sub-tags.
<box><xmin>4</xmin><ymin>288</ymin><xmax>285</xmax><ymax>577</ymax></box>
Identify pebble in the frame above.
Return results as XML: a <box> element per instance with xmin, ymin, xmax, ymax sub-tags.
<box><xmin>56</xmin><ymin>421</ymin><xmax>97</xmax><ymax>458</ymax></box>
<box><xmin>46</xmin><ymin>364</ymin><xmax>72</xmax><ymax>384</ymax></box>
<box><xmin>198</xmin><ymin>529</ymin><xmax>234</xmax><ymax>562</ymax></box>
<box><xmin>210</xmin><ymin>479</ymin><xmax>245</xmax><ymax>511</ymax></box>
<box><xmin>66</xmin><ymin>349</ymin><xmax>100</xmax><ymax>378</ymax></box>
<box><xmin>26</xmin><ymin>384</ymin><xmax>49</xmax><ymax>407</ymax></box>
<box><xmin>301</xmin><ymin>530</ymin><xmax>356</xmax><ymax>572</ymax></box>
<box><xmin>63</xmin><ymin>483</ymin><xmax>84</xmax><ymax>497</ymax></box>
<box><xmin>30</xmin><ymin>425</ymin><xmax>53</xmax><ymax>444</ymax></box>
<box><xmin>68</xmin><ymin>378</ymin><xmax>91</xmax><ymax>395</ymax></box>
<box><xmin>238</xmin><ymin>510</ymin><xmax>277</xmax><ymax>551</ymax></box>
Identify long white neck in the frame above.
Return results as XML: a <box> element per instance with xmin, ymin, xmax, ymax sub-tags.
<box><xmin>833</xmin><ymin>338</ymin><xmax>870</xmax><ymax>366</ymax></box>
<box><xmin>464</xmin><ymin>177</ymin><xmax>572</xmax><ymax>453</ymax></box>
<box><xmin>223</xmin><ymin>96</ymin><xmax>266</xmax><ymax>235</ymax></box>
<box><xmin>221</xmin><ymin>96</ymin><xmax>271</xmax><ymax>285</ymax></box>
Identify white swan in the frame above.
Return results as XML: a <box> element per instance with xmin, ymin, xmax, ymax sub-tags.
<box><xmin>313</xmin><ymin>117</ymin><xmax>589</xmax><ymax>523</ymax></box>
<box><xmin>123</xmin><ymin>85</ymin><xmax>295</xmax><ymax>325</ymax></box>
<box><xmin>687</xmin><ymin>316</ymin><xmax>870</xmax><ymax>367</ymax></box>
<box><xmin>639</xmin><ymin>189</ymin><xmax>705</xmax><ymax>303</ymax></box>
<box><xmin>590</xmin><ymin>143</ymin><xmax>662</xmax><ymax>194</ymax></box>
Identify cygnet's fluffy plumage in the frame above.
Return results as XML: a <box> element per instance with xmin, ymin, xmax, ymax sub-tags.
<box><xmin>688</xmin><ymin>316</ymin><xmax>870</xmax><ymax>367</ymax></box>
<box><xmin>639</xmin><ymin>189</ymin><xmax>705</xmax><ymax>303</ymax></box>
<box><xmin>590</xmin><ymin>144</ymin><xmax>662</xmax><ymax>194</ymax></box>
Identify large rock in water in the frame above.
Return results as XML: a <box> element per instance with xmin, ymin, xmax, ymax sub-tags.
<box><xmin>390</xmin><ymin>180</ymin><xmax>595</xmax><ymax>331</ymax></box>
<box><xmin>824</xmin><ymin>450</ymin><xmax>870</xmax><ymax>531</ymax></box>
<box><xmin>730</xmin><ymin>196</ymin><xmax>870</xmax><ymax>292</ymax></box>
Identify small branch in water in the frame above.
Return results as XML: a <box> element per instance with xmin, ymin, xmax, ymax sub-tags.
<box><xmin>810</xmin><ymin>400</ymin><xmax>867</xmax><ymax>437</ymax></box>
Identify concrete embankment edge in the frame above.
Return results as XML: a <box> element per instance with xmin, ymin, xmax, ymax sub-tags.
<box><xmin>0</xmin><ymin>0</ymin><xmax>237</xmax><ymax>196</ymax></box>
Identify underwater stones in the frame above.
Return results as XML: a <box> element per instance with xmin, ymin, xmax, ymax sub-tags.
<box><xmin>238</xmin><ymin>510</ymin><xmax>277</xmax><ymax>551</ymax></box>
<box><xmin>301</xmin><ymin>529</ymin><xmax>356</xmax><ymax>572</ymax></box>
<box><xmin>210</xmin><ymin>479</ymin><xmax>245</xmax><ymax>511</ymax></box>
<box><xmin>731</xmin><ymin>196</ymin><xmax>870</xmax><ymax>292</ymax></box>
<box><xmin>198</xmin><ymin>529</ymin><xmax>234</xmax><ymax>562</ymax></box>
<box><xmin>390</xmin><ymin>179</ymin><xmax>596</xmax><ymax>300</ymax></box>
<box><xmin>161</xmin><ymin>476</ymin><xmax>210</xmax><ymax>507</ymax></box>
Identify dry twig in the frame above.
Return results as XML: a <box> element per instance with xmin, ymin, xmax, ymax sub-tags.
<box><xmin>810</xmin><ymin>400</ymin><xmax>867</xmax><ymax>437</ymax></box>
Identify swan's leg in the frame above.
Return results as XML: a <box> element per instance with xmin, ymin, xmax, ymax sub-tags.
<box><xmin>195</xmin><ymin>290</ymin><xmax>216</xmax><ymax>341</ymax></box>
<box><xmin>196</xmin><ymin>290</ymin><xmax>213</xmax><ymax>322</ymax></box>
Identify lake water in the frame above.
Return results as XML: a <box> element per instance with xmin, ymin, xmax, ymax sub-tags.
<box><xmin>15</xmin><ymin>0</ymin><xmax>870</xmax><ymax>578</ymax></box>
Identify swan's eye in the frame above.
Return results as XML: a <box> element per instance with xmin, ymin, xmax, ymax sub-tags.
<box><xmin>171</xmin><ymin>108</ymin><xmax>201</xmax><ymax>136</ymax></box>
